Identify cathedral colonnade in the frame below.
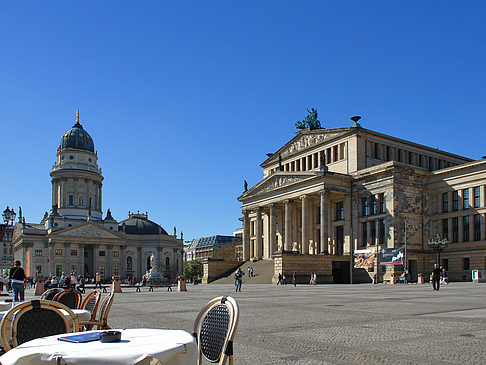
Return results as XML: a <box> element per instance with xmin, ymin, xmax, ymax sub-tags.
<box><xmin>241</xmin><ymin>189</ymin><xmax>351</xmax><ymax>260</ymax></box>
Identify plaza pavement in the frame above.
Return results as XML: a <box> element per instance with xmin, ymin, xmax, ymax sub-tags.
<box><xmin>23</xmin><ymin>282</ymin><xmax>486</xmax><ymax>364</ymax></box>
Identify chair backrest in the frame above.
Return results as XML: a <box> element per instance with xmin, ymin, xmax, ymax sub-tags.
<box><xmin>0</xmin><ymin>300</ymin><xmax>79</xmax><ymax>351</ymax></box>
<box><xmin>193</xmin><ymin>296</ymin><xmax>239</xmax><ymax>365</ymax></box>
<box><xmin>98</xmin><ymin>292</ymin><xmax>115</xmax><ymax>327</ymax></box>
<box><xmin>53</xmin><ymin>289</ymin><xmax>83</xmax><ymax>309</ymax></box>
<box><xmin>40</xmin><ymin>288</ymin><xmax>63</xmax><ymax>300</ymax></box>
<box><xmin>80</xmin><ymin>290</ymin><xmax>102</xmax><ymax>321</ymax></box>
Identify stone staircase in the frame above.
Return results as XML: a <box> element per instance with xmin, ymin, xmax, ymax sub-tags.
<box><xmin>211</xmin><ymin>259</ymin><xmax>275</xmax><ymax>284</ymax></box>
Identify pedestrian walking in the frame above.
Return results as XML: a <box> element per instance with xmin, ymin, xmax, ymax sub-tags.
<box><xmin>282</xmin><ymin>274</ymin><xmax>286</xmax><ymax>285</ymax></box>
<box><xmin>234</xmin><ymin>268</ymin><xmax>244</xmax><ymax>292</ymax></box>
<box><xmin>432</xmin><ymin>264</ymin><xmax>441</xmax><ymax>291</ymax></box>
<box><xmin>9</xmin><ymin>260</ymin><xmax>26</xmax><ymax>302</ymax></box>
<box><xmin>277</xmin><ymin>272</ymin><xmax>282</xmax><ymax>285</ymax></box>
<box><xmin>292</xmin><ymin>272</ymin><xmax>296</xmax><ymax>287</ymax></box>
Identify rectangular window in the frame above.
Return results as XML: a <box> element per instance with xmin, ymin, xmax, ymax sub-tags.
<box><xmin>68</xmin><ymin>195</ymin><xmax>74</xmax><ymax>206</ymax></box>
<box><xmin>362</xmin><ymin>222</ymin><xmax>367</xmax><ymax>246</ymax></box>
<box><xmin>474</xmin><ymin>186</ymin><xmax>481</xmax><ymax>208</ymax></box>
<box><xmin>409</xmin><ymin>151</ymin><xmax>414</xmax><ymax>165</ymax></box>
<box><xmin>442</xmin><ymin>219</ymin><xmax>449</xmax><ymax>240</ymax></box>
<box><xmin>442</xmin><ymin>193</ymin><xmax>448</xmax><ymax>213</ymax></box>
<box><xmin>70</xmin><ymin>250</ymin><xmax>77</xmax><ymax>256</ymax></box>
<box><xmin>296</xmin><ymin>159</ymin><xmax>301</xmax><ymax>171</ymax></box>
<box><xmin>453</xmin><ymin>191</ymin><xmax>459</xmax><ymax>211</ymax></box>
<box><xmin>99</xmin><ymin>250</ymin><xmax>106</xmax><ymax>257</ymax></box>
<box><xmin>386</xmin><ymin>146</ymin><xmax>391</xmax><ymax>161</ymax></box>
<box><xmin>113</xmin><ymin>266</ymin><xmax>119</xmax><ymax>276</ymax></box>
<box><xmin>374</xmin><ymin>143</ymin><xmax>380</xmax><ymax>159</ymax></box>
<box><xmin>335</xmin><ymin>202</ymin><xmax>344</xmax><ymax>221</ymax></box>
<box><xmin>463</xmin><ymin>189</ymin><xmax>470</xmax><ymax>210</ymax></box>
<box><xmin>463</xmin><ymin>216</ymin><xmax>470</xmax><ymax>242</ymax></box>
<box><xmin>370</xmin><ymin>221</ymin><xmax>376</xmax><ymax>245</ymax></box>
<box><xmin>463</xmin><ymin>257</ymin><xmax>470</xmax><ymax>270</ymax></box>
<box><xmin>428</xmin><ymin>156</ymin><xmax>433</xmax><ymax>171</ymax></box>
<box><xmin>378</xmin><ymin>193</ymin><xmax>385</xmax><ymax>213</ymax></box>
<box><xmin>362</xmin><ymin>197</ymin><xmax>369</xmax><ymax>216</ymax></box>
<box><xmin>301</xmin><ymin>158</ymin><xmax>306</xmax><ymax>171</ymax></box>
<box><xmin>55</xmin><ymin>249</ymin><xmax>62</xmax><ymax>256</ymax></box>
<box><xmin>419</xmin><ymin>154</ymin><xmax>423</xmax><ymax>167</ymax></box>
<box><xmin>452</xmin><ymin>217</ymin><xmax>459</xmax><ymax>243</ymax></box>
<box><xmin>378</xmin><ymin>219</ymin><xmax>385</xmax><ymax>244</ymax></box>
<box><xmin>397</xmin><ymin>149</ymin><xmax>402</xmax><ymax>162</ymax></box>
<box><xmin>313</xmin><ymin>153</ymin><xmax>318</xmax><ymax>168</ymax></box>
<box><xmin>34</xmin><ymin>250</ymin><xmax>43</xmax><ymax>256</ymax></box>
<box><xmin>340</xmin><ymin>143</ymin><xmax>345</xmax><ymax>160</ymax></box>
<box><xmin>326</xmin><ymin>148</ymin><xmax>331</xmax><ymax>164</ymax></box>
<box><xmin>371</xmin><ymin>196</ymin><xmax>377</xmax><ymax>215</ymax></box>
<box><xmin>113</xmin><ymin>251</ymin><xmax>120</xmax><ymax>257</ymax></box>
<box><xmin>474</xmin><ymin>214</ymin><xmax>481</xmax><ymax>241</ymax></box>
<box><xmin>333</xmin><ymin>145</ymin><xmax>338</xmax><ymax>162</ymax></box>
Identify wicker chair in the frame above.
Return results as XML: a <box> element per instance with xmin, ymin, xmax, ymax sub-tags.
<box><xmin>79</xmin><ymin>290</ymin><xmax>102</xmax><ymax>330</ymax></box>
<box><xmin>40</xmin><ymin>288</ymin><xmax>63</xmax><ymax>301</ymax></box>
<box><xmin>53</xmin><ymin>289</ymin><xmax>83</xmax><ymax>309</ymax></box>
<box><xmin>193</xmin><ymin>296</ymin><xmax>239</xmax><ymax>365</ymax></box>
<box><xmin>0</xmin><ymin>300</ymin><xmax>79</xmax><ymax>351</ymax></box>
<box><xmin>79</xmin><ymin>292</ymin><xmax>114</xmax><ymax>330</ymax></box>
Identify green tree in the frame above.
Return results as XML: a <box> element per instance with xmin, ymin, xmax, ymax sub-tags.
<box><xmin>184</xmin><ymin>260</ymin><xmax>203</xmax><ymax>281</ymax></box>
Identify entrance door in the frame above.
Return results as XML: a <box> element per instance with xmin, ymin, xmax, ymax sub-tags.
<box><xmin>408</xmin><ymin>260</ymin><xmax>417</xmax><ymax>282</ymax></box>
<box><xmin>332</xmin><ymin>261</ymin><xmax>350</xmax><ymax>283</ymax></box>
<box><xmin>85</xmin><ymin>246</ymin><xmax>94</xmax><ymax>278</ymax></box>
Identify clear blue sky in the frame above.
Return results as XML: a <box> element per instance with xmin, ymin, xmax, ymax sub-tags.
<box><xmin>1</xmin><ymin>1</ymin><xmax>485</xmax><ymax>241</ymax></box>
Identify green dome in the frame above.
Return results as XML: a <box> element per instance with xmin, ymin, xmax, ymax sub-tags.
<box><xmin>59</xmin><ymin>113</ymin><xmax>95</xmax><ymax>153</ymax></box>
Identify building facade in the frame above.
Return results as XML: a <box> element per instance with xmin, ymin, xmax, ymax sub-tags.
<box><xmin>185</xmin><ymin>235</ymin><xmax>241</xmax><ymax>262</ymax></box>
<box><xmin>12</xmin><ymin>111</ymin><xmax>183</xmax><ymax>281</ymax></box>
<box><xmin>238</xmin><ymin>118</ymin><xmax>486</xmax><ymax>283</ymax></box>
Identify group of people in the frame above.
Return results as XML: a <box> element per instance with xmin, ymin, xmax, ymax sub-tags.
<box><xmin>234</xmin><ymin>268</ymin><xmax>244</xmax><ymax>292</ymax></box>
<box><xmin>309</xmin><ymin>272</ymin><xmax>318</xmax><ymax>285</ymax></box>
<box><xmin>247</xmin><ymin>267</ymin><xmax>255</xmax><ymax>277</ymax></box>
<box><xmin>44</xmin><ymin>272</ymin><xmax>87</xmax><ymax>292</ymax></box>
<box><xmin>276</xmin><ymin>272</ymin><xmax>286</xmax><ymax>285</ymax></box>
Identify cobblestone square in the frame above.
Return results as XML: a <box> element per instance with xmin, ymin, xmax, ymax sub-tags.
<box><xmin>24</xmin><ymin>282</ymin><xmax>486</xmax><ymax>364</ymax></box>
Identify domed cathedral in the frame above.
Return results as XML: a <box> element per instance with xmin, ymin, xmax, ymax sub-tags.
<box><xmin>12</xmin><ymin>111</ymin><xmax>184</xmax><ymax>282</ymax></box>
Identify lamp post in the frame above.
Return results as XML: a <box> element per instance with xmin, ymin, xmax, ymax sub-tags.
<box><xmin>427</xmin><ymin>234</ymin><xmax>448</xmax><ymax>266</ymax></box>
<box><xmin>1</xmin><ymin>206</ymin><xmax>16</xmax><ymax>239</ymax></box>
<box><xmin>1</xmin><ymin>207</ymin><xmax>17</xmax><ymax>271</ymax></box>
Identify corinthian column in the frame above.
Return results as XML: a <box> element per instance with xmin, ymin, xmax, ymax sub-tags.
<box><xmin>269</xmin><ymin>204</ymin><xmax>276</xmax><ymax>255</ymax></box>
<box><xmin>284</xmin><ymin>200</ymin><xmax>292</xmax><ymax>251</ymax></box>
<box><xmin>255</xmin><ymin>208</ymin><xmax>262</xmax><ymax>259</ymax></box>
<box><xmin>242</xmin><ymin>211</ymin><xmax>250</xmax><ymax>261</ymax></box>
<box><xmin>301</xmin><ymin>195</ymin><xmax>309</xmax><ymax>254</ymax></box>
<box><xmin>320</xmin><ymin>190</ymin><xmax>329</xmax><ymax>254</ymax></box>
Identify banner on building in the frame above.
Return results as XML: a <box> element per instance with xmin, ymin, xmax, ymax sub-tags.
<box><xmin>379</xmin><ymin>247</ymin><xmax>404</xmax><ymax>265</ymax></box>
<box><xmin>354</xmin><ymin>249</ymin><xmax>375</xmax><ymax>268</ymax></box>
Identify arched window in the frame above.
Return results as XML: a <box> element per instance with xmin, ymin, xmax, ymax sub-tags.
<box><xmin>126</xmin><ymin>256</ymin><xmax>132</xmax><ymax>271</ymax></box>
<box><xmin>165</xmin><ymin>257</ymin><xmax>170</xmax><ymax>270</ymax></box>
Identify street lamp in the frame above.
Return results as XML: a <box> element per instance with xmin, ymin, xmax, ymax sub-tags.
<box><xmin>427</xmin><ymin>234</ymin><xmax>448</xmax><ymax>266</ymax></box>
<box><xmin>1</xmin><ymin>206</ymin><xmax>16</xmax><ymax>237</ymax></box>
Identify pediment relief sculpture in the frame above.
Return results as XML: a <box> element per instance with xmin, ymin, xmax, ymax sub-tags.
<box><xmin>55</xmin><ymin>224</ymin><xmax>120</xmax><ymax>239</ymax></box>
<box><xmin>280</xmin><ymin>132</ymin><xmax>345</xmax><ymax>158</ymax></box>
<box><xmin>250</xmin><ymin>175</ymin><xmax>310</xmax><ymax>196</ymax></box>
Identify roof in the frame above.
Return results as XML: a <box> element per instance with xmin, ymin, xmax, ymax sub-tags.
<box><xmin>118</xmin><ymin>214</ymin><xmax>168</xmax><ymax>235</ymax></box>
<box><xmin>59</xmin><ymin>120</ymin><xmax>95</xmax><ymax>153</ymax></box>
<box><xmin>190</xmin><ymin>235</ymin><xmax>241</xmax><ymax>248</ymax></box>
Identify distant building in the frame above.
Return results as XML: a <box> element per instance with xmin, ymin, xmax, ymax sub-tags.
<box><xmin>185</xmin><ymin>235</ymin><xmax>241</xmax><ymax>262</ymax></box>
<box><xmin>12</xmin><ymin>111</ymin><xmax>183</xmax><ymax>281</ymax></box>
<box><xmin>239</xmin><ymin>116</ymin><xmax>486</xmax><ymax>283</ymax></box>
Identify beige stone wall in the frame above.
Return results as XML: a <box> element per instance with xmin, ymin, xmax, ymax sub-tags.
<box><xmin>202</xmin><ymin>259</ymin><xmax>241</xmax><ymax>284</ymax></box>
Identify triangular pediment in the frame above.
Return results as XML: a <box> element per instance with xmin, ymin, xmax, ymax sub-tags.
<box><xmin>240</xmin><ymin>172</ymin><xmax>315</xmax><ymax>199</ymax></box>
<box><xmin>262</xmin><ymin>128</ymin><xmax>352</xmax><ymax>166</ymax></box>
<box><xmin>51</xmin><ymin>221</ymin><xmax>123</xmax><ymax>239</ymax></box>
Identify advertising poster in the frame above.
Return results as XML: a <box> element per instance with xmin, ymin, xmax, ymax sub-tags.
<box><xmin>379</xmin><ymin>247</ymin><xmax>404</xmax><ymax>265</ymax></box>
<box><xmin>354</xmin><ymin>249</ymin><xmax>375</xmax><ymax>268</ymax></box>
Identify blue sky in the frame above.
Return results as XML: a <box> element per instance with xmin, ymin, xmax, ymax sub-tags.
<box><xmin>1</xmin><ymin>1</ymin><xmax>485</xmax><ymax>241</ymax></box>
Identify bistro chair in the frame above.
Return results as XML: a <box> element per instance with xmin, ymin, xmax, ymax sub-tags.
<box><xmin>79</xmin><ymin>292</ymin><xmax>115</xmax><ymax>330</ymax></box>
<box><xmin>193</xmin><ymin>296</ymin><xmax>239</xmax><ymax>365</ymax></box>
<box><xmin>79</xmin><ymin>290</ymin><xmax>102</xmax><ymax>329</ymax></box>
<box><xmin>53</xmin><ymin>289</ymin><xmax>83</xmax><ymax>309</ymax></box>
<box><xmin>0</xmin><ymin>300</ymin><xmax>79</xmax><ymax>351</ymax></box>
<box><xmin>40</xmin><ymin>288</ymin><xmax>63</xmax><ymax>301</ymax></box>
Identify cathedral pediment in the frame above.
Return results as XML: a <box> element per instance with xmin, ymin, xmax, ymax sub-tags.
<box><xmin>51</xmin><ymin>222</ymin><xmax>123</xmax><ymax>240</ymax></box>
<box><xmin>240</xmin><ymin>173</ymin><xmax>315</xmax><ymax>199</ymax></box>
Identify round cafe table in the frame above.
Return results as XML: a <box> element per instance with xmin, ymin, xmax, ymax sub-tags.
<box><xmin>0</xmin><ymin>328</ymin><xmax>197</xmax><ymax>365</ymax></box>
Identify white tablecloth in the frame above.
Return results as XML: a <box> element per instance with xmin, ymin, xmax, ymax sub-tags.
<box><xmin>0</xmin><ymin>328</ymin><xmax>197</xmax><ymax>365</ymax></box>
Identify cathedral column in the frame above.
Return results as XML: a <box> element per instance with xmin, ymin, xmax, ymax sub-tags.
<box><xmin>120</xmin><ymin>246</ymin><xmax>126</xmax><ymax>279</ymax></box>
<box><xmin>79</xmin><ymin>244</ymin><xmax>86</xmax><ymax>276</ymax></box>
<box><xmin>64</xmin><ymin>242</ymin><xmax>70</xmax><ymax>272</ymax></box>
<box><xmin>242</xmin><ymin>211</ymin><xmax>250</xmax><ymax>261</ymax></box>
<box><xmin>344</xmin><ymin>195</ymin><xmax>352</xmax><ymax>254</ymax></box>
<box><xmin>107</xmin><ymin>245</ymin><xmax>112</xmax><ymax>277</ymax></box>
<box><xmin>284</xmin><ymin>200</ymin><xmax>292</xmax><ymax>251</ymax></box>
<box><xmin>320</xmin><ymin>190</ymin><xmax>329</xmax><ymax>254</ymax></box>
<box><xmin>301</xmin><ymin>195</ymin><xmax>309</xmax><ymax>254</ymax></box>
<box><xmin>269</xmin><ymin>204</ymin><xmax>276</xmax><ymax>256</ymax></box>
<box><xmin>255</xmin><ymin>207</ymin><xmax>262</xmax><ymax>259</ymax></box>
